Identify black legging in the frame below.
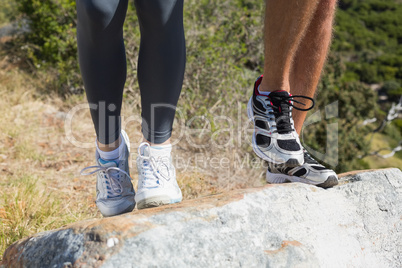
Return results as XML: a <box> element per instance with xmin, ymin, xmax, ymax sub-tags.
<box><xmin>76</xmin><ymin>0</ymin><xmax>186</xmax><ymax>144</ymax></box>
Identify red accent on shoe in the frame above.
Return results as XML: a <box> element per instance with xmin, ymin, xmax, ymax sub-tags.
<box><xmin>254</xmin><ymin>75</ymin><xmax>264</xmax><ymax>96</ymax></box>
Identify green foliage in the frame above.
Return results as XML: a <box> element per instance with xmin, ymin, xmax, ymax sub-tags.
<box><xmin>0</xmin><ymin>0</ymin><xmax>18</xmax><ymax>25</ymax></box>
<box><xmin>334</xmin><ymin>0</ymin><xmax>402</xmax><ymax>84</ymax></box>
<box><xmin>380</xmin><ymin>80</ymin><xmax>402</xmax><ymax>101</ymax></box>
<box><xmin>384</xmin><ymin>122</ymin><xmax>402</xmax><ymax>147</ymax></box>
<box><xmin>15</xmin><ymin>0</ymin><xmax>79</xmax><ymax>93</ymax></box>
<box><xmin>392</xmin><ymin>118</ymin><xmax>402</xmax><ymax>133</ymax></box>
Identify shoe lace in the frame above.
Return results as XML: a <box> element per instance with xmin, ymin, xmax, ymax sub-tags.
<box><xmin>80</xmin><ymin>164</ymin><xmax>131</xmax><ymax>198</ymax></box>
<box><xmin>266</xmin><ymin>94</ymin><xmax>314</xmax><ymax>134</ymax></box>
<box><xmin>138</xmin><ymin>142</ymin><xmax>171</xmax><ymax>188</ymax></box>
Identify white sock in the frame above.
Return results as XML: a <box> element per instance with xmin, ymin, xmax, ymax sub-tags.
<box><xmin>96</xmin><ymin>133</ymin><xmax>126</xmax><ymax>161</ymax></box>
<box><xmin>141</xmin><ymin>143</ymin><xmax>172</xmax><ymax>157</ymax></box>
<box><xmin>258</xmin><ymin>84</ymin><xmax>270</xmax><ymax>96</ymax></box>
<box><xmin>150</xmin><ymin>144</ymin><xmax>172</xmax><ymax>153</ymax></box>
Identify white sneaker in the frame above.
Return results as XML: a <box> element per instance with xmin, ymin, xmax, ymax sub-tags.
<box><xmin>135</xmin><ymin>142</ymin><xmax>182</xmax><ymax>209</ymax></box>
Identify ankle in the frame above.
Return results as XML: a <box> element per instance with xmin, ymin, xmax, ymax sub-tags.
<box><xmin>142</xmin><ymin>137</ymin><xmax>171</xmax><ymax>146</ymax></box>
<box><xmin>259</xmin><ymin>75</ymin><xmax>290</xmax><ymax>93</ymax></box>
<box><xmin>97</xmin><ymin>136</ymin><xmax>122</xmax><ymax>152</ymax></box>
<box><xmin>97</xmin><ymin>134</ymin><xmax>125</xmax><ymax>160</ymax></box>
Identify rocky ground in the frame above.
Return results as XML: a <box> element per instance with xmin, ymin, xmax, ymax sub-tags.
<box><xmin>2</xmin><ymin>168</ymin><xmax>401</xmax><ymax>268</ymax></box>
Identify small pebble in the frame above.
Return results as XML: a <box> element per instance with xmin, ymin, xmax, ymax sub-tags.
<box><xmin>107</xmin><ymin>237</ymin><xmax>119</xmax><ymax>247</ymax></box>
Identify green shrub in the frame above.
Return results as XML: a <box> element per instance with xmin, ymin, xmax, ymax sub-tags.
<box><xmin>15</xmin><ymin>0</ymin><xmax>79</xmax><ymax>93</ymax></box>
<box><xmin>334</xmin><ymin>0</ymin><xmax>402</xmax><ymax>84</ymax></box>
<box><xmin>381</xmin><ymin>80</ymin><xmax>402</xmax><ymax>101</ymax></box>
<box><xmin>0</xmin><ymin>0</ymin><xmax>17</xmax><ymax>25</ymax></box>
<box><xmin>384</xmin><ymin>123</ymin><xmax>402</xmax><ymax>147</ymax></box>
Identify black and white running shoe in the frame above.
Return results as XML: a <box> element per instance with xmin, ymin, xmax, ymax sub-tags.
<box><xmin>266</xmin><ymin>149</ymin><xmax>339</xmax><ymax>188</ymax></box>
<box><xmin>247</xmin><ymin>75</ymin><xmax>314</xmax><ymax>167</ymax></box>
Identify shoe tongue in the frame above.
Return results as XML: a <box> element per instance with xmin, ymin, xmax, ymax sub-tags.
<box><xmin>269</xmin><ymin>90</ymin><xmax>290</xmax><ymax>104</ymax></box>
<box><xmin>270</xmin><ymin>90</ymin><xmax>290</xmax><ymax>96</ymax></box>
<box><xmin>269</xmin><ymin>91</ymin><xmax>292</xmax><ymax>111</ymax></box>
<box><xmin>98</xmin><ymin>158</ymin><xmax>118</xmax><ymax>168</ymax></box>
<box><xmin>269</xmin><ymin>91</ymin><xmax>292</xmax><ymax>134</ymax></box>
<box><xmin>140</xmin><ymin>144</ymin><xmax>172</xmax><ymax>179</ymax></box>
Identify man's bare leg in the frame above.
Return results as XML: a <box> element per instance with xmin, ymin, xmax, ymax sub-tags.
<box><xmin>290</xmin><ymin>0</ymin><xmax>337</xmax><ymax>134</ymax></box>
<box><xmin>259</xmin><ymin>0</ymin><xmax>320</xmax><ymax>93</ymax></box>
<box><xmin>250</xmin><ymin>0</ymin><xmax>339</xmax><ymax>187</ymax></box>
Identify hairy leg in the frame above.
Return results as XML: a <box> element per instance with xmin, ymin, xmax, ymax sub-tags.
<box><xmin>260</xmin><ymin>0</ymin><xmax>320</xmax><ymax>93</ymax></box>
<box><xmin>290</xmin><ymin>0</ymin><xmax>337</xmax><ymax>134</ymax></box>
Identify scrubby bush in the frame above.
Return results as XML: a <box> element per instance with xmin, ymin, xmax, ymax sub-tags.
<box><xmin>14</xmin><ymin>0</ymin><xmax>79</xmax><ymax>94</ymax></box>
<box><xmin>335</xmin><ymin>0</ymin><xmax>402</xmax><ymax>85</ymax></box>
<box><xmin>380</xmin><ymin>80</ymin><xmax>402</xmax><ymax>101</ymax></box>
<box><xmin>0</xmin><ymin>0</ymin><xmax>17</xmax><ymax>24</ymax></box>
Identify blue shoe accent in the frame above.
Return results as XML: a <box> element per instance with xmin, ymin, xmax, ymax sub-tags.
<box><xmin>170</xmin><ymin>198</ymin><xmax>183</xmax><ymax>204</ymax></box>
<box><xmin>98</xmin><ymin>158</ymin><xmax>118</xmax><ymax>166</ymax></box>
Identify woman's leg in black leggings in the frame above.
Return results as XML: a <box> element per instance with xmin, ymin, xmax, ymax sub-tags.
<box><xmin>77</xmin><ymin>0</ymin><xmax>185</xmax><ymax>145</ymax></box>
<box><xmin>135</xmin><ymin>0</ymin><xmax>186</xmax><ymax>144</ymax></box>
<box><xmin>76</xmin><ymin>0</ymin><xmax>128</xmax><ymax>145</ymax></box>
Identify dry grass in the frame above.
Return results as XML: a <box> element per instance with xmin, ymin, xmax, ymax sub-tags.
<box><xmin>0</xmin><ymin>57</ymin><xmax>97</xmax><ymax>258</ymax></box>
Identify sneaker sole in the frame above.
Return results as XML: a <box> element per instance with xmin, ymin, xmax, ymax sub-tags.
<box><xmin>316</xmin><ymin>176</ymin><xmax>339</xmax><ymax>188</ymax></box>
<box><xmin>247</xmin><ymin>98</ymin><xmax>303</xmax><ymax>167</ymax></box>
<box><xmin>99</xmin><ymin>202</ymin><xmax>136</xmax><ymax>217</ymax></box>
<box><xmin>266</xmin><ymin>171</ymin><xmax>338</xmax><ymax>189</ymax></box>
<box><xmin>137</xmin><ymin>195</ymin><xmax>182</xmax><ymax>210</ymax></box>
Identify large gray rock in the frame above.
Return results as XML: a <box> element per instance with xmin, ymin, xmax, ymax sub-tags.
<box><xmin>1</xmin><ymin>168</ymin><xmax>401</xmax><ymax>268</ymax></box>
